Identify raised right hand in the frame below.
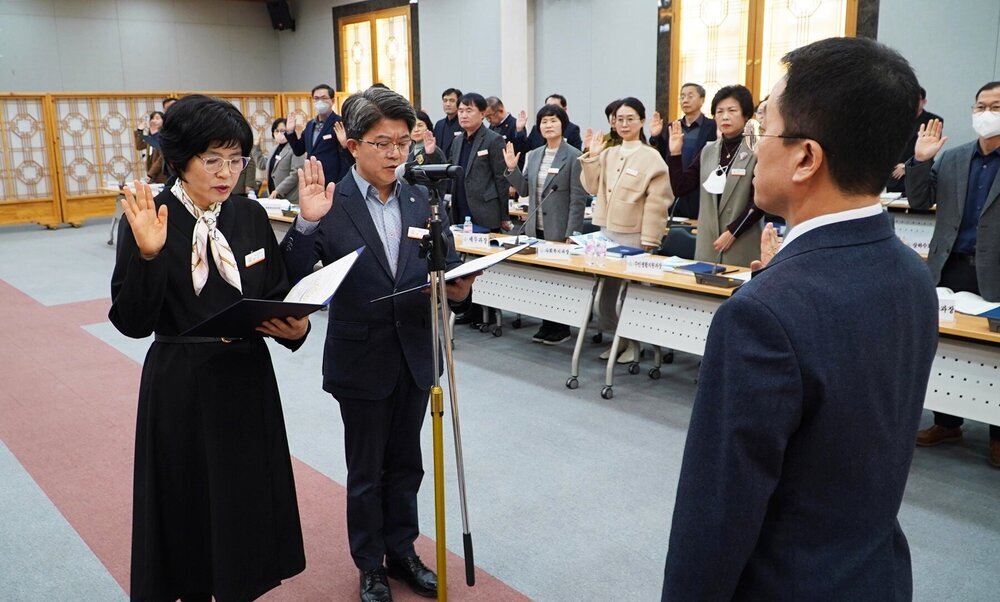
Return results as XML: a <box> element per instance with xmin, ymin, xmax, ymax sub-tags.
<box><xmin>283</xmin><ymin>115</ymin><xmax>296</xmax><ymax>134</ymax></box>
<box><xmin>297</xmin><ymin>157</ymin><xmax>335</xmax><ymax>221</ymax></box>
<box><xmin>502</xmin><ymin>141</ymin><xmax>520</xmax><ymax>171</ymax></box>
<box><xmin>650</xmin><ymin>111</ymin><xmax>664</xmax><ymax>138</ymax></box>
<box><xmin>516</xmin><ymin>110</ymin><xmax>527</xmax><ymax>132</ymax></box>
<box><xmin>121</xmin><ymin>180</ymin><xmax>167</xmax><ymax>259</ymax></box>
<box><xmin>914</xmin><ymin>118</ymin><xmax>947</xmax><ymax>162</ymax></box>
<box><xmin>668</xmin><ymin>120</ymin><xmax>685</xmax><ymax>156</ymax></box>
<box><xmin>750</xmin><ymin>222</ymin><xmax>780</xmax><ymax>271</ymax></box>
<box><xmin>588</xmin><ymin>129</ymin><xmax>606</xmax><ymax>156</ymax></box>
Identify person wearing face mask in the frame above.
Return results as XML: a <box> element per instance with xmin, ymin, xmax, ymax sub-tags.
<box><xmin>252</xmin><ymin>118</ymin><xmax>305</xmax><ymax>202</ymax></box>
<box><xmin>284</xmin><ymin>83</ymin><xmax>351</xmax><ymax>186</ymax></box>
<box><xmin>581</xmin><ymin>97</ymin><xmax>673</xmax><ymax>363</ymax></box>
<box><xmin>664</xmin><ymin>85</ymin><xmax>763</xmax><ymax>267</ymax></box>
<box><xmin>111</xmin><ymin>95</ymin><xmax>310</xmax><ymax>602</ymax></box>
<box><xmin>134</xmin><ymin>111</ymin><xmax>167</xmax><ymax>184</ymax></box>
<box><xmin>907</xmin><ymin>81</ymin><xmax>1000</xmax><ymax>465</ymax></box>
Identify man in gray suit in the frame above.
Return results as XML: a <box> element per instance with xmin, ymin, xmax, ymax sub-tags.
<box><xmin>448</xmin><ymin>92</ymin><xmax>509</xmax><ymax>232</ymax></box>
<box><xmin>907</xmin><ymin>81</ymin><xmax>1000</xmax><ymax>465</ymax></box>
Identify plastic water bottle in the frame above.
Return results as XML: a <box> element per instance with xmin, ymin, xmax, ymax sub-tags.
<box><xmin>463</xmin><ymin>216</ymin><xmax>473</xmax><ymax>235</ymax></box>
<box><xmin>248</xmin><ymin>189</ymin><xmax>257</xmax><ymax>200</ymax></box>
<box><xmin>595</xmin><ymin>238</ymin><xmax>607</xmax><ymax>267</ymax></box>
<box><xmin>585</xmin><ymin>238</ymin><xmax>595</xmax><ymax>266</ymax></box>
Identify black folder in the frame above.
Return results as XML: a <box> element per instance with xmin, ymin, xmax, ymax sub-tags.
<box><xmin>181</xmin><ymin>299</ymin><xmax>325</xmax><ymax>338</ymax></box>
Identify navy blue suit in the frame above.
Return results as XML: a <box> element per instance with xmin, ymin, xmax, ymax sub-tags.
<box><xmin>280</xmin><ymin>173</ymin><xmax>464</xmax><ymax>569</ymax></box>
<box><xmin>662</xmin><ymin>212</ymin><xmax>938</xmax><ymax>600</ymax></box>
<box><xmin>286</xmin><ymin>114</ymin><xmax>352</xmax><ymax>185</ymax></box>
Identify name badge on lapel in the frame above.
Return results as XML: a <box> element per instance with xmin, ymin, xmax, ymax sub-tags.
<box><xmin>477</xmin><ymin>149</ymin><xmax>489</xmax><ymax>157</ymax></box>
<box><xmin>731</xmin><ymin>168</ymin><xmax>747</xmax><ymax>177</ymax></box>
<box><xmin>322</xmin><ymin>133</ymin><xmax>333</xmax><ymax>140</ymax></box>
<box><xmin>245</xmin><ymin>248</ymin><xmax>265</xmax><ymax>267</ymax></box>
<box><xmin>625</xmin><ymin>167</ymin><xmax>639</xmax><ymax>177</ymax></box>
<box><xmin>547</xmin><ymin>167</ymin><xmax>560</xmax><ymax>174</ymax></box>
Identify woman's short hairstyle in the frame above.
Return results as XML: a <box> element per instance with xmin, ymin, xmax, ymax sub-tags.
<box><xmin>343</xmin><ymin>87</ymin><xmax>416</xmax><ymax>140</ymax></box>
<box><xmin>711</xmin><ymin>85</ymin><xmax>755</xmax><ymax>119</ymax></box>
<box><xmin>159</xmin><ymin>95</ymin><xmax>252</xmax><ymax>179</ymax></box>
<box><xmin>270</xmin><ymin>117</ymin><xmax>287</xmax><ymax>134</ymax></box>
<box><xmin>535</xmin><ymin>104</ymin><xmax>568</xmax><ymax>134</ymax></box>
<box><xmin>414</xmin><ymin>110</ymin><xmax>434</xmax><ymax>132</ymax></box>
<box><xmin>149</xmin><ymin>110</ymin><xmax>165</xmax><ymax>122</ymax></box>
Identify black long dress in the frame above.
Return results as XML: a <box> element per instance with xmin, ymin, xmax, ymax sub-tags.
<box><xmin>110</xmin><ymin>188</ymin><xmax>306</xmax><ymax>601</ymax></box>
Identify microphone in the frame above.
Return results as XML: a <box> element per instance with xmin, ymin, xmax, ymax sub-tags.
<box><xmin>395</xmin><ymin>161</ymin><xmax>463</xmax><ymax>186</ymax></box>
<box><xmin>509</xmin><ymin>184</ymin><xmax>559</xmax><ymax>246</ymax></box>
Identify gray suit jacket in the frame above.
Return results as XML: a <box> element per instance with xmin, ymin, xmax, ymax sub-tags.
<box><xmin>696</xmin><ymin>140</ymin><xmax>761</xmax><ymax>267</ymax></box>
<box><xmin>505</xmin><ymin>142</ymin><xmax>587</xmax><ymax>241</ymax></box>
<box><xmin>907</xmin><ymin>140</ymin><xmax>1000</xmax><ymax>300</ymax></box>
<box><xmin>266</xmin><ymin>145</ymin><xmax>305</xmax><ymax>202</ymax></box>
<box><xmin>448</xmin><ymin>126</ymin><xmax>509</xmax><ymax>229</ymax></box>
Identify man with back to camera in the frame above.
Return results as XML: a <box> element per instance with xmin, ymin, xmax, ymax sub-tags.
<box><xmin>433</xmin><ymin>87</ymin><xmax>463</xmax><ymax>158</ymax></box>
<box><xmin>907</xmin><ymin>82</ymin><xmax>1000</xmax><ymax>466</ymax></box>
<box><xmin>649</xmin><ymin>82</ymin><xmax>718</xmax><ymax>218</ymax></box>
<box><xmin>284</xmin><ymin>84</ymin><xmax>352</xmax><ymax>185</ymax></box>
<box><xmin>661</xmin><ymin>37</ymin><xmax>938</xmax><ymax>600</ymax></box>
<box><xmin>280</xmin><ymin>86</ymin><xmax>475</xmax><ymax>602</ymax></box>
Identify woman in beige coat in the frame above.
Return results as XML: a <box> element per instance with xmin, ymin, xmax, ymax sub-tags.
<box><xmin>580</xmin><ymin>97</ymin><xmax>672</xmax><ymax>363</ymax></box>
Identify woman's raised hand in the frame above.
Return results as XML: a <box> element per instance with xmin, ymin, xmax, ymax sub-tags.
<box><xmin>121</xmin><ymin>180</ymin><xmax>167</xmax><ymax>259</ymax></box>
<box><xmin>502</xmin><ymin>141</ymin><xmax>520</xmax><ymax>171</ymax></box>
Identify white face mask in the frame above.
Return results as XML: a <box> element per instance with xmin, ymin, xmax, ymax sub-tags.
<box><xmin>972</xmin><ymin>110</ymin><xmax>1000</xmax><ymax>139</ymax></box>
<box><xmin>314</xmin><ymin>100</ymin><xmax>332</xmax><ymax>115</ymax></box>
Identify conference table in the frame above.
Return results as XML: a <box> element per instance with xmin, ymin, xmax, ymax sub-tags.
<box><xmin>453</xmin><ymin>234</ymin><xmax>999</xmax><ymax>429</ymax></box>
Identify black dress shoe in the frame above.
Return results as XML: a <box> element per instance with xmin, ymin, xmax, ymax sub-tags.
<box><xmin>386</xmin><ymin>555</ymin><xmax>437</xmax><ymax>598</ymax></box>
<box><xmin>454</xmin><ymin>312</ymin><xmax>475</xmax><ymax>325</ymax></box>
<box><xmin>359</xmin><ymin>568</ymin><xmax>392</xmax><ymax>602</ymax></box>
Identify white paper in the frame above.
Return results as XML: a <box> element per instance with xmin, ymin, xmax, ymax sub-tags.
<box><xmin>626</xmin><ymin>254</ymin><xmax>665</xmax><ymax>275</ymax></box>
<box><xmin>536</xmin><ymin>244</ymin><xmax>574</xmax><ymax>261</ymax></box>
<box><xmin>284</xmin><ymin>247</ymin><xmax>363</xmax><ymax>305</ymax></box>
<box><xmin>936</xmin><ymin>287</ymin><xmax>1000</xmax><ymax>316</ymax></box>
<box><xmin>257</xmin><ymin>198</ymin><xmax>291</xmax><ymax>211</ymax></box>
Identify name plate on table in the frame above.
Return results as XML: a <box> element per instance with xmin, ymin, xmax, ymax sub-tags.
<box><xmin>938</xmin><ymin>295</ymin><xmax>956</xmax><ymax>323</ymax></box>
<box><xmin>536</xmin><ymin>244</ymin><xmax>574</xmax><ymax>261</ymax></box>
<box><xmin>461</xmin><ymin>232</ymin><xmax>491</xmax><ymax>249</ymax></box>
<box><xmin>625</xmin><ymin>254</ymin><xmax>664</xmax><ymax>275</ymax></box>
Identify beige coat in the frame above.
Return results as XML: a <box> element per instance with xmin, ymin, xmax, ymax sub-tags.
<box><xmin>579</xmin><ymin>143</ymin><xmax>672</xmax><ymax>247</ymax></box>
<box><xmin>695</xmin><ymin>140</ymin><xmax>761</xmax><ymax>266</ymax></box>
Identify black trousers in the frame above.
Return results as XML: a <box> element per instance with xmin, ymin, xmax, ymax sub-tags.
<box><xmin>934</xmin><ymin>254</ymin><xmax>999</xmax><ymax>440</ymax></box>
<box><xmin>337</xmin><ymin>361</ymin><xmax>429</xmax><ymax>571</ymax></box>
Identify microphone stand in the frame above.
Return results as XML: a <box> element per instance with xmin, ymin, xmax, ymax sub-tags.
<box><xmin>413</xmin><ymin>167</ymin><xmax>476</xmax><ymax>598</ymax></box>
<box><xmin>505</xmin><ymin>184</ymin><xmax>560</xmax><ymax>251</ymax></box>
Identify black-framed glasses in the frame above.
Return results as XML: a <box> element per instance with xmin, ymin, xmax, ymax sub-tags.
<box><xmin>360</xmin><ymin>139</ymin><xmax>412</xmax><ymax>154</ymax></box>
<box><xmin>198</xmin><ymin>155</ymin><xmax>250</xmax><ymax>173</ymax></box>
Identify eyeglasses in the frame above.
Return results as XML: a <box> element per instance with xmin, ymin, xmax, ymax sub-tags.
<box><xmin>973</xmin><ymin>103</ymin><xmax>1000</xmax><ymax>113</ymax></box>
<box><xmin>743</xmin><ymin>121</ymin><xmax>812</xmax><ymax>153</ymax></box>
<box><xmin>198</xmin><ymin>155</ymin><xmax>250</xmax><ymax>173</ymax></box>
<box><xmin>615</xmin><ymin>116</ymin><xmax>641</xmax><ymax>125</ymax></box>
<box><xmin>360</xmin><ymin>139</ymin><xmax>412</xmax><ymax>154</ymax></box>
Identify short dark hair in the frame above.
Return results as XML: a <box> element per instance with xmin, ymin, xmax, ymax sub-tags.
<box><xmin>918</xmin><ymin>86</ymin><xmax>927</xmax><ymax>100</ymax></box>
<box><xmin>680</xmin><ymin>83</ymin><xmax>706</xmax><ymax>98</ymax></box>
<box><xmin>535</xmin><ymin>104</ymin><xmax>568</xmax><ymax>134</ymax></box>
<box><xmin>159</xmin><ymin>95</ymin><xmax>252</xmax><ymax>180</ymax></box>
<box><xmin>162</xmin><ymin>97</ymin><xmax>177</xmax><ymax>108</ymax></box>
<box><xmin>779</xmin><ymin>37</ymin><xmax>920</xmax><ymax>195</ymax></box>
<box><xmin>711</xmin><ymin>85</ymin><xmax>754</xmax><ymax>119</ymax></box>
<box><xmin>414</xmin><ymin>110</ymin><xmax>434</xmax><ymax>132</ymax></box>
<box><xmin>616</xmin><ymin>97</ymin><xmax>648</xmax><ymax>143</ymax></box>
<box><xmin>604</xmin><ymin>98</ymin><xmax>623</xmax><ymax>119</ymax></box>
<box><xmin>344</xmin><ymin>86</ymin><xmax>416</xmax><ymax>140</ymax></box>
<box><xmin>271</xmin><ymin>117</ymin><xmax>287</xmax><ymax>134</ymax></box>
<box><xmin>546</xmin><ymin>93</ymin><xmax>568</xmax><ymax>108</ymax></box>
<box><xmin>459</xmin><ymin>93</ymin><xmax>487</xmax><ymax>112</ymax></box>
<box><xmin>311</xmin><ymin>84</ymin><xmax>335</xmax><ymax>98</ymax></box>
<box><xmin>975</xmin><ymin>81</ymin><xmax>1000</xmax><ymax>100</ymax></box>
<box><xmin>485</xmin><ymin>96</ymin><xmax>504</xmax><ymax>110</ymax></box>
<box><xmin>442</xmin><ymin>88</ymin><xmax>463</xmax><ymax>99</ymax></box>
<box><xmin>149</xmin><ymin>110</ymin><xmax>165</xmax><ymax>121</ymax></box>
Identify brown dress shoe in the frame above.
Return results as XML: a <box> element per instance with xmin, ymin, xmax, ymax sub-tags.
<box><xmin>990</xmin><ymin>440</ymin><xmax>1000</xmax><ymax>468</ymax></box>
<box><xmin>916</xmin><ymin>425</ymin><xmax>963</xmax><ymax>447</ymax></box>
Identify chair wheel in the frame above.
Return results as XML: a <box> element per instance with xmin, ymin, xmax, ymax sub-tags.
<box><xmin>566</xmin><ymin>377</ymin><xmax>579</xmax><ymax>390</ymax></box>
<box><xmin>628</xmin><ymin>362</ymin><xmax>640</xmax><ymax>375</ymax></box>
<box><xmin>492</xmin><ymin>326</ymin><xmax>503</xmax><ymax>337</ymax></box>
<box><xmin>663</xmin><ymin>351</ymin><xmax>674</xmax><ymax>364</ymax></box>
<box><xmin>600</xmin><ymin>386</ymin><xmax>614</xmax><ymax>399</ymax></box>
<box><xmin>479</xmin><ymin>323</ymin><xmax>490</xmax><ymax>333</ymax></box>
<box><xmin>648</xmin><ymin>368</ymin><xmax>661</xmax><ymax>380</ymax></box>
<box><xmin>592</xmin><ymin>332</ymin><xmax>603</xmax><ymax>344</ymax></box>
<box><xmin>512</xmin><ymin>319</ymin><xmax>522</xmax><ymax>329</ymax></box>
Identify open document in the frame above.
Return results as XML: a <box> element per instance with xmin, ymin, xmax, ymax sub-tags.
<box><xmin>936</xmin><ymin>287</ymin><xmax>1000</xmax><ymax>316</ymax></box>
<box><xmin>182</xmin><ymin>247</ymin><xmax>365</xmax><ymax>338</ymax></box>
<box><xmin>370</xmin><ymin>242</ymin><xmax>536</xmax><ymax>302</ymax></box>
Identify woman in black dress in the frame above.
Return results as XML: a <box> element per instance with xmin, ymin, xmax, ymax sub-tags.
<box><xmin>110</xmin><ymin>95</ymin><xmax>318</xmax><ymax>601</ymax></box>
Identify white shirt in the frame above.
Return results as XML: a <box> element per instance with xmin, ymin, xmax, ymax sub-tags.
<box><xmin>776</xmin><ymin>202</ymin><xmax>884</xmax><ymax>257</ymax></box>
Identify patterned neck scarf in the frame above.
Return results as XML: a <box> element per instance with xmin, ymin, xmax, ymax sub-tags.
<box><xmin>171</xmin><ymin>179</ymin><xmax>242</xmax><ymax>296</ymax></box>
